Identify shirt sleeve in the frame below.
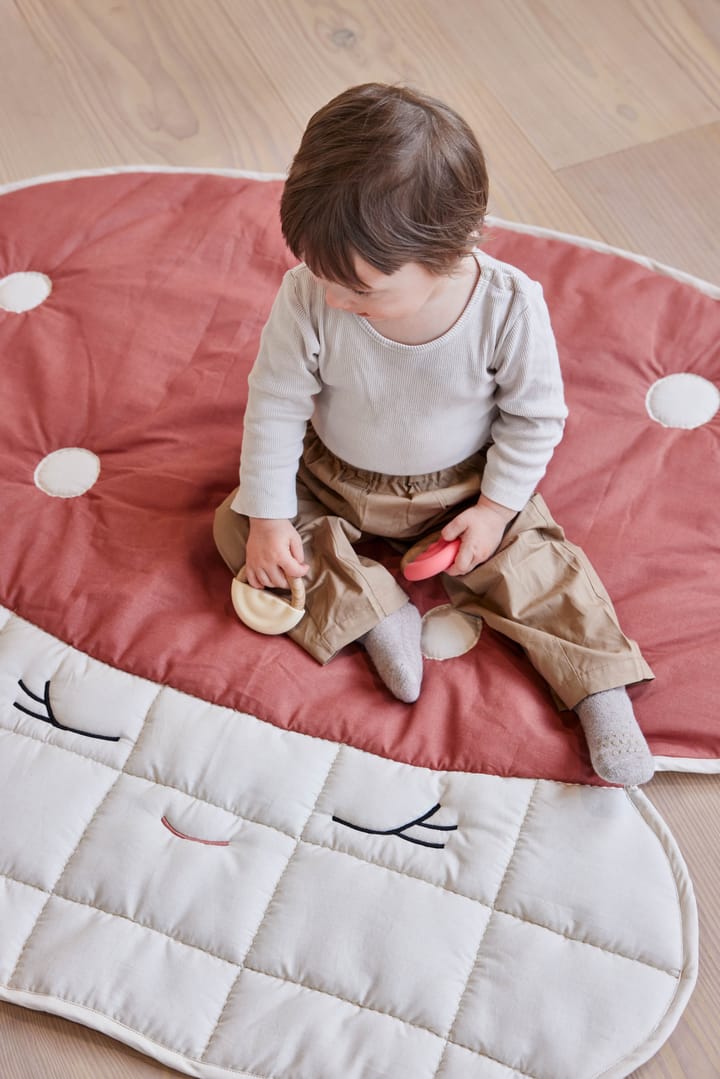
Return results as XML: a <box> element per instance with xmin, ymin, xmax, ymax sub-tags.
<box><xmin>481</xmin><ymin>280</ymin><xmax>568</xmax><ymax>510</ymax></box>
<box><xmin>231</xmin><ymin>270</ymin><xmax>322</xmax><ymax>519</ymax></box>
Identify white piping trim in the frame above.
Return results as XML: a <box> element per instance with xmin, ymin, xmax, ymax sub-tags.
<box><xmin>484</xmin><ymin>215</ymin><xmax>720</xmax><ymax>297</ymax></box>
<box><xmin>602</xmin><ymin>788</ymin><xmax>699</xmax><ymax>1078</ymax></box>
<box><xmin>0</xmin><ymin>164</ymin><xmax>286</xmax><ymax>197</ymax></box>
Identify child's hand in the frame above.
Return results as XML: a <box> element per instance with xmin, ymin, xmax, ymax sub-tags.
<box><xmin>245</xmin><ymin>518</ymin><xmax>309</xmax><ymax>589</ymax></box>
<box><xmin>441</xmin><ymin>497</ymin><xmax>517</xmax><ymax>576</ymax></box>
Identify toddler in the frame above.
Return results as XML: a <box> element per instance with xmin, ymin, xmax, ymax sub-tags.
<box><xmin>214</xmin><ymin>83</ymin><xmax>655</xmax><ymax>786</ymax></box>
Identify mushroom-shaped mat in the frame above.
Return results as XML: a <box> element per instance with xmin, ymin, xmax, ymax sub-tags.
<box><xmin>0</xmin><ymin>168</ymin><xmax>716</xmax><ymax>1077</ymax></box>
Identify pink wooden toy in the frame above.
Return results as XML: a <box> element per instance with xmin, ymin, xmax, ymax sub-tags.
<box><xmin>402</xmin><ymin>537</ymin><xmax>461</xmax><ymax>581</ymax></box>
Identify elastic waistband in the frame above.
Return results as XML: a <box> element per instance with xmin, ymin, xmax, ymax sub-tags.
<box><xmin>304</xmin><ymin>426</ymin><xmax>489</xmax><ymax>486</ymax></box>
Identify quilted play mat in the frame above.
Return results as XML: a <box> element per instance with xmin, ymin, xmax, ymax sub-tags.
<box><xmin>0</xmin><ymin>167</ymin><xmax>717</xmax><ymax>1077</ymax></box>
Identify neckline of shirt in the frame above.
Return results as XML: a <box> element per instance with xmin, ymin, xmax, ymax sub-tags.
<box><xmin>352</xmin><ymin>251</ymin><xmax>487</xmax><ymax>351</ymax></box>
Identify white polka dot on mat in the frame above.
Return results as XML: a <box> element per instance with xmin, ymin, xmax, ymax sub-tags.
<box><xmin>646</xmin><ymin>373</ymin><xmax>719</xmax><ymax>429</ymax></box>
<box><xmin>0</xmin><ymin>271</ymin><xmax>52</xmax><ymax>312</ymax></box>
<box><xmin>34</xmin><ymin>448</ymin><xmax>100</xmax><ymax>498</ymax></box>
<box><xmin>421</xmin><ymin>604</ymin><xmax>482</xmax><ymax>660</ymax></box>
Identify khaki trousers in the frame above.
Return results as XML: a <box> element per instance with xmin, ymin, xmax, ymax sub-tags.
<box><xmin>214</xmin><ymin>430</ymin><xmax>653</xmax><ymax>708</ymax></box>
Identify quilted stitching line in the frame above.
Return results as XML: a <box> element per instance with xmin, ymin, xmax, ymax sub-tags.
<box><xmin>115</xmin><ymin>768</ymin><xmax>310</xmax><ymax>842</ymax></box>
<box><xmin>294</xmin><ymin>838</ymin><xmax>680</xmax><ymax>975</ymax></box>
<box><xmin>120</xmin><ymin>685</ymin><xmax>169</xmax><ymax>772</ymax></box>
<box><xmin>1</xmin><ymin>854</ymin><xmax>677</xmax><ymax>984</ymax></box>
<box><xmin>6</xmin><ymin>769</ymin><xmax>126</xmax><ymax>990</ymax></box>
<box><xmin>242</xmin><ymin>964</ymin><xmax>448</xmax><ymax>1039</ymax></box>
<box><xmin>0</xmin><ymin>719</ymin><xmax>125</xmax><ymax>772</ymax></box>
<box><xmin>0</xmin><ymin>871</ymin><xmax>47</xmax><ymax>898</ymax></box>
<box><xmin>490</xmin><ymin>778</ymin><xmax>540</xmax><ymax>906</ymax></box>
<box><xmin>225</xmin><ymin>966</ymin><xmax>540</xmax><ymax>1077</ymax></box>
<box><xmin>299</xmin><ymin>833</ymin><xmax>489</xmax><ymax>902</ymax></box>
<box><xmin>197</xmin><ymin>742</ymin><xmax>344</xmax><ymax>1064</ymax></box>
<box><xmin>2</xmin><ymin>979</ymin><xmax>540</xmax><ymax>1079</ymax></box>
<box><xmin>23</xmin><ymin>887</ymin><xmax>243</xmax><ymax>968</ymax></box>
<box><xmin>45</xmin><ymin>686</ymin><xmax>165</xmax><ymax>895</ymax></box>
<box><xmin>491</xmin><ymin>907</ymin><xmax>681</xmax><ymax>976</ymax></box>
<box><xmin>16</xmin><ymin>742</ymin><xmax>345</xmax><ymax>970</ymax></box>
<box><xmin>442</xmin><ymin>1038</ymin><xmax>537</xmax><ymax>1078</ymax></box>
<box><xmin>432</xmin><ymin>779</ymin><xmax>540</xmax><ymax>1079</ymax></box>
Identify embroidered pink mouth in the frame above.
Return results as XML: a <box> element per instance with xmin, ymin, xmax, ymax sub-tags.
<box><xmin>161</xmin><ymin>816</ymin><xmax>231</xmax><ymax>847</ymax></box>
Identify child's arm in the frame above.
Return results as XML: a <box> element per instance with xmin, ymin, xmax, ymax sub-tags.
<box><xmin>232</xmin><ymin>272</ymin><xmax>321</xmax><ymax>589</ymax></box>
<box><xmin>480</xmin><ymin>280</ymin><xmax>567</xmax><ymax>513</ymax></box>
<box><xmin>442</xmin><ymin>278</ymin><xmax>565</xmax><ymax>575</ymax></box>
<box><xmin>244</xmin><ymin>518</ymin><xmax>309</xmax><ymax>589</ymax></box>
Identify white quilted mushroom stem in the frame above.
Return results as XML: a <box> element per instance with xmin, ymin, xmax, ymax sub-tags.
<box><xmin>0</xmin><ymin>607</ymin><xmax>698</xmax><ymax>1079</ymax></box>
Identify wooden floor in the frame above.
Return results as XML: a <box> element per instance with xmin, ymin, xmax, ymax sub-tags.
<box><xmin>0</xmin><ymin>1</ymin><xmax>718</xmax><ymax>1076</ymax></box>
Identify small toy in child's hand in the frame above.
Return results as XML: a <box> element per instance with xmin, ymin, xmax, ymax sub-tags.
<box><xmin>402</xmin><ymin>538</ymin><xmax>461</xmax><ymax>581</ymax></box>
<box><xmin>231</xmin><ymin>565</ymin><xmax>306</xmax><ymax>634</ymax></box>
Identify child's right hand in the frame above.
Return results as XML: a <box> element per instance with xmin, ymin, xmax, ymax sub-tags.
<box><xmin>245</xmin><ymin>518</ymin><xmax>309</xmax><ymax>590</ymax></box>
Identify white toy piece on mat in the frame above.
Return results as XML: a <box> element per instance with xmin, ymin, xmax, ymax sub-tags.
<box><xmin>0</xmin><ymin>607</ymin><xmax>698</xmax><ymax>1079</ymax></box>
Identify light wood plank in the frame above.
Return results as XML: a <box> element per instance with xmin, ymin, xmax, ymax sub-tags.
<box><xmin>0</xmin><ymin>0</ymin><xmax>302</xmax><ymax>173</ymax></box>
<box><xmin>632</xmin><ymin>0</ymin><xmax>720</xmax><ymax>108</ymax></box>
<box><xmin>559</xmin><ymin>121</ymin><xmax>720</xmax><ymax>282</ymax></box>
<box><xmin>436</xmin><ymin>0</ymin><xmax>720</xmax><ymax>169</ymax></box>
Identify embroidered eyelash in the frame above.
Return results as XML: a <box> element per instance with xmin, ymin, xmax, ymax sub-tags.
<box><xmin>332</xmin><ymin>802</ymin><xmax>457</xmax><ymax>849</ymax></box>
<box><xmin>12</xmin><ymin>679</ymin><xmax>121</xmax><ymax>742</ymax></box>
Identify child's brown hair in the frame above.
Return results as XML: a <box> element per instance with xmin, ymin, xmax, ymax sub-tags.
<box><xmin>280</xmin><ymin>83</ymin><xmax>489</xmax><ymax>289</ymax></box>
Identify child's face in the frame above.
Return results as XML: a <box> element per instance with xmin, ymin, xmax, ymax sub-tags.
<box><xmin>317</xmin><ymin>256</ymin><xmax>445</xmax><ymax>321</ymax></box>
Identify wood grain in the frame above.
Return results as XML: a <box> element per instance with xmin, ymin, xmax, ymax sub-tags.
<box><xmin>0</xmin><ymin>1</ymin><xmax>718</xmax><ymax>1076</ymax></box>
<box><xmin>559</xmin><ymin>121</ymin><xmax>720</xmax><ymax>283</ymax></box>
<box><xmin>437</xmin><ymin>0</ymin><xmax>720</xmax><ymax>168</ymax></box>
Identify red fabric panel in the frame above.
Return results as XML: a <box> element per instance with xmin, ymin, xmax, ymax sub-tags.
<box><xmin>0</xmin><ymin>173</ymin><xmax>717</xmax><ymax>783</ymax></box>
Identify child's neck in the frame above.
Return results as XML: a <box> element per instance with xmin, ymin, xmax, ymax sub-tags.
<box><xmin>368</xmin><ymin>255</ymin><xmax>480</xmax><ymax>345</ymax></box>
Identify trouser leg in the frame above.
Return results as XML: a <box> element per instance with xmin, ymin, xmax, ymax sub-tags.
<box><xmin>441</xmin><ymin>493</ymin><xmax>654</xmax><ymax>709</ymax></box>
<box><xmin>213</xmin><ymin>482</ymin><xmax>407</xmax><ymax>665</ymax></box>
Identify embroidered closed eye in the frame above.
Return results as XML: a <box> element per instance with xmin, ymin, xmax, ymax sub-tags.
<box><xmin>12</xmin><ymin>678</ymin><xmax>121</xmax><ymax>742</ymax></box>
<box><xmin>332</xmin><ymin>802</ymin><xmax>457</xmax><ymax>849</ymax></box>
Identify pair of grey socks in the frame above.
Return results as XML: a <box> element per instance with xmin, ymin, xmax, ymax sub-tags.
<box><xmin>359</xmin><ymin>604</ymin><xmax>655</xmax><ymax>786</ymax></box>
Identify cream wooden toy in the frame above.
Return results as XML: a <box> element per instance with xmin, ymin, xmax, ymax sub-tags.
<box><xmin>231</xmin><ymin>565</ymin><xmax>306</xmax><ymax>634</ymax></box>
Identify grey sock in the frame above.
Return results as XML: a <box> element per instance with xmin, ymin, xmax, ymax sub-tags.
<box><xmin>359</xmin><ymin>603</ymin><xmax>423</xmax><ymax>703</ymax></box>
<box><xmin>575</xmin><ymin>687</ymin><xmax>655</xmax><ymax>786</ymax></box>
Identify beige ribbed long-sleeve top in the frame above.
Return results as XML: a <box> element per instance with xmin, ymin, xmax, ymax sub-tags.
<box><xmin>232</xmin><ymin>251</ymin><xmax>568</xmax><ymax>519</ymax></box>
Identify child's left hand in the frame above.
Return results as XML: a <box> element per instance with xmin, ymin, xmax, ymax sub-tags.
<box><xmin>441</xmin><ymin>497</ymin><xmax>517</xmax><ymax>576</ymax></box>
